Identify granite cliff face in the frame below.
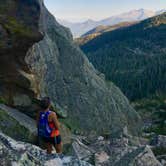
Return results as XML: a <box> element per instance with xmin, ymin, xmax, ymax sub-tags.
<box><xmin>0</xmin><ymin>0</ymin><xmax>140</xmax><ymax>136</ymax></box>
<box><xmin>26</xmin><ymin>0</ymin><xmax>141</xmax><ymax>135</ymax></box>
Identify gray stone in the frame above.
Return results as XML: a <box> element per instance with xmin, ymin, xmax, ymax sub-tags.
<box><xmin>157</xmin><ymin>135</ymin><xmax>166</xmax><ymax>147</ymax></box>
<box><xmin>72</xmin><ymin>138</ymin><xmax>94</xmax><ymax>161</ymax></box>
<box><xmin>25</xmin><ymin>0</ymin><xmax>141</xmax><ymax>136</ymax></box>
<box><xmin>70</xmin><ymin>135</ymin><xmax>163</xmax><ymax>166</ymax></box>
<box><xmin>98</xmin><ymin>136</ymin><xmax>104</xmax><ymax>141</ymax></box>
<box><xmin>95</xmin><ymin>151</ymin><xmax>110</xmax><ymax>166</ymax></box>
<box><xmin>157</xmin><ymin>155</ymin><xmax>166</xmax><ymax>166</ymax></box>
<box><xmin>13</xmin><ymin>94</ymin><xmax>32</xmax><ymax>107</ymax></box>
<box><xmin>0</xmin><ymin>104</ymin><xmax>37</xmax><ymax>134</ymax></box>
<box><xmin>110</xmin><ymin>143</ymin><xmax>162</xmax><ymax>166</ymax></box>
<box><xmin>0</xmin><ymin>132</ymin><xmax>92</xmax><ymax>166</ymax></box>
<box><xmin>0</xmin><ymin>0</ymin><xmax>141</xmax><ymax>137</ymax></box>
<box><xmin>132</xmin><ymin>146</ymin><xmax>162</xmax><ymax>166</ymax></box>
<box><xmin>0</xmin><ymin>104</ymin><xmax>36</xmax><ymax>142</ymax></box>
<box><xmin>109</xmin><ymin>138</ymin><xmax>162</xmax><ymax>166</ymax></box>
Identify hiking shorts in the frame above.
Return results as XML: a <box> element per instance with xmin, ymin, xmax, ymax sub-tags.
<box><xmin>41</xmin><ymin>135</ymin><xmax>62</xmax><ymax>146</ymax></box>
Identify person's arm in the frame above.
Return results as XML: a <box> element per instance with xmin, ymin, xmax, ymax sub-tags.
<box><xmin>51</xmin><ymin>112</ymin><xmax>60</xmax><ymax>129</ymax></box>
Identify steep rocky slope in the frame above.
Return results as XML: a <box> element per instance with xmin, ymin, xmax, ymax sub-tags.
<box><xmin>0</xmin><ymin>131</ymin><xmax>164</xmax><ymax>166</ymax></box>
<box><xmin>0</xmin><ymin>132</ymin><xmax>92</xmax><ymax>166</ymax></box>
<box><xmin>0</xmin><ymin>0</ymin><xmax>140</xmax><ymax>137</ymax></box>
<box><xmin>26</xmin><ymin>0</ymin><xmax>141</xmax><ymax>135</ymax></box>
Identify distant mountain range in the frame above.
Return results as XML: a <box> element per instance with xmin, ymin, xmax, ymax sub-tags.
<box><xmin>57</xmin><ymin>19</ymin><xmax>98</xmax><ymax>38</ymax></box>
<box><xmin>80</xmin><ymin>12</ymin><xmax>166</xmax><ymax>100</ymax></box>
<box><xmin>58</xmin><ymin>9</ymin><xmax>166</xmax><ymax>37</ymax></box>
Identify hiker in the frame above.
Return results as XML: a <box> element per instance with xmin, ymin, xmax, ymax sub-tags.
<box><xmin>37</xmin><ymin>97</ymin><xmax>62</xmax><ymax>154</ymax></box>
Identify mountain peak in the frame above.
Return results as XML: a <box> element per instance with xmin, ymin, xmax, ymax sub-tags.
<box><xmin>156</xmin><ymin>9</ymin><xmax>166</xmax><ymax>15</ymax></box>
<box><xmin>137</xmin><ymin>8</ymin><xmax>148</xmax><ymax>12</ymax></box>
<box><xmin>59</xmin><ymin>8</ymin><xmax>159</xmax><ymax>37</ymax></box>
<box><xmin>86</xmin><ymin>19</ymin><xmax>95</xmax><ymax>22</ymax></box>
<box><xmin>84</xmin><ymin>19</ymin><xmax>96</xmax><ymax>24</ymax></box>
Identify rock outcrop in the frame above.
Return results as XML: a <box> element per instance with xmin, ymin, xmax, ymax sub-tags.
<box><xmin>0</xmin><ymin>130</ymin><xmax>163</xmax><ymax>166</ymax></box>
<box><xmin>72</xmin><ymin>138</ymin><xmax>94</xmax><ymax>161</ymax></box>
<box><xmin>113</xmin><ymin>146</ymin><xmax>162</xmax><ymax>166</ymax></box>
<box><xmin>0</xmin><ymin>104</ymin><xmax>36</xmax><ymax>143</ymax></box>
<box><xmin>68</xmin><ymin>134</ymin><xmax>163</xmax><ymax>166</ymax></box>
<box><xmin>0</xmin><ymin>0</ymin><xmax>140</xmax><ymax>136</ymax></box>
<box><xmin>0</xmin><ymin>0</ymin><xmax>43</xmax><ymax>105</ymax></box>
<box><xmin>25</xmin><ymin>0</ymin><xmax>141</xmax><ymax>135</ymax></box>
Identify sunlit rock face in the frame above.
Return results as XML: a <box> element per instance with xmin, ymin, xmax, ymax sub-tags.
<box><xmin>0</xmin><ymin>0</ymin><xmax>140</xmax><ymax>136</ymax></box>
<box><xmin>26</xmin><ymin>0</ymin><xmax>141</xmax><ymax>135</ymax></box>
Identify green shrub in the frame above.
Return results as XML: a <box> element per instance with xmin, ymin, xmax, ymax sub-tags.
<box><xmin>152</xmin><ymin>147</ymin><xmax>166</xmax><ymax>156</ymax></box>
<box><xmin>3</xmin><ymin>17</ymin><xmax>33</xmax><ymax>37</ymax></box>
<box><xmin>0</xmin><ymin>97</ymin><xmax>7</xmax><ymax>104</ymax></box>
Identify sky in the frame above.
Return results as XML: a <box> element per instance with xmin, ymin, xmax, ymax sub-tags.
<box><xmin>44</xmin><ymin>0</ymin><xmax>166</xmax><ymax>22</ymax></box>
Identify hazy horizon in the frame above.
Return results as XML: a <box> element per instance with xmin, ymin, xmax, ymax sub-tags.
<box><xmin>56</xmin><ymin>8</ymin><xmax>165</xmax><ymax>23</ymax></box>
<box><xmin>44</xmin><ymin>0</ymin><xmax>166</xmax><ymax>22</ymax></box>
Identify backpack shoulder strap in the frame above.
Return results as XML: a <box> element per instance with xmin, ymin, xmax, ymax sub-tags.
<box><xmin>45</xmin><ymin>110</ymin><xmax>52</xmax><ymax>120</ymax></box>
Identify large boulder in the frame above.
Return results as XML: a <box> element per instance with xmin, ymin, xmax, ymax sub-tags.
<box><xmin>72</xmin><ymin>138</ymin><xmax>94</xmax><ymax>161</ymax></box>
<box><xmin>25</xmin><ymin>0</ymin><xmax>141</xmax><ymax>135</ymax></box>
<box><xmin>113</xmin><ymin>146</ymin><xmax>162</xmax><ymax>166</ymax></box>
<box><xmin>63</xmin><ymin>135</ymin><xmax>162</xmax><ymax>166</ymax></box>
<box><xmin>107</xmin><ymin>136</ymin><xmax>162</xmax><ymax>166</ymax></box>
<box><xmin>0</xmin><ymin>104</ymin><xmax>36</xmax><ymax>143</ymax></box>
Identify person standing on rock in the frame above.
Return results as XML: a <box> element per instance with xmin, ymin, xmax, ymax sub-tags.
<box><xmin>37</xmin><ymin>97</ymin><xmax>62</xmax><ymax>154</ymax></box>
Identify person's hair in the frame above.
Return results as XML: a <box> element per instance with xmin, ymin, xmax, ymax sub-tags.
<box><xmin>40</xmin><ymin>97</ymin><xmax>51</xmax><ymax>110</ymax></box>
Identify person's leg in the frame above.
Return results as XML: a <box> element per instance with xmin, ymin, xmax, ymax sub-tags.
<box><xmin>54</xmin><ymin>135</ymin><xmax>62</xmax><ymax>154</ymax></box>
<box><xmin>46</xmin><ymin>142</ymin><xmax>52</xmax><ymax>154</ymax></box>
<box><xmin>37</xmin><ymin>136</ymin><xmax>46</xmax><ymax>150</ymax></box>
<box><xmin>55</xmin><ymin>142</ymin><xmax>62</xmax><ymax>154</ymax></box>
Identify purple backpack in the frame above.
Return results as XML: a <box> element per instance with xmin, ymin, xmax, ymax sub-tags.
<box><xmin>38</xmin><ymin>111</ymin><xmax>52</xmax><ymax>137</ymax></box>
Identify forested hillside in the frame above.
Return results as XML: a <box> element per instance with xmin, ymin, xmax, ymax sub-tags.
<box><xmin>81</xmin><ymin>13</ymin><xmax>166</xmax><ymax>100</ymax></box>
<box><xmin>76</xmin><ymin>22</ymin><xmax>137</xmax><ymax>46</ymax></box>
